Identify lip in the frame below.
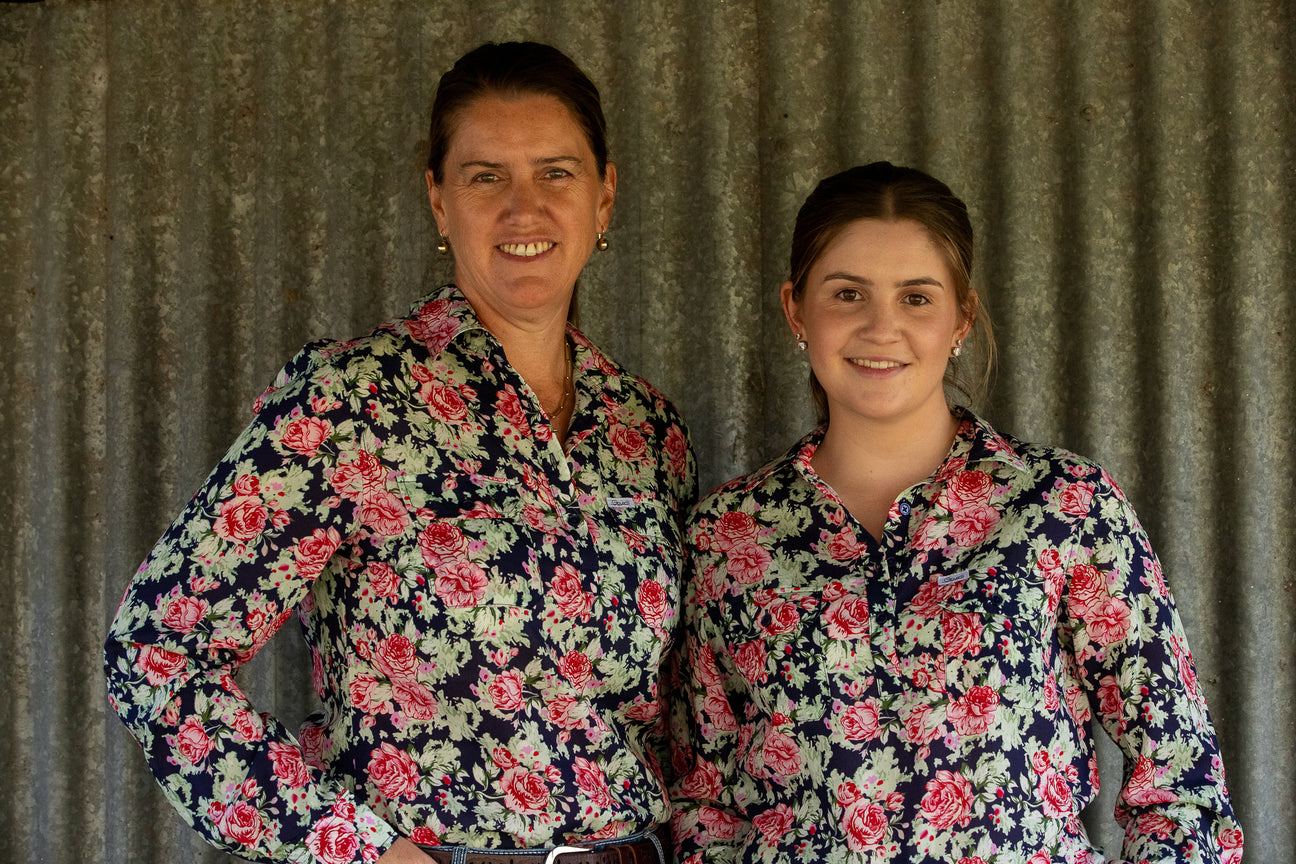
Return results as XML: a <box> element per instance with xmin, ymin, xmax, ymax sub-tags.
<box><xmin>847</xmin><ymin>357</ymin><xmax>907</xmax><ymax>372</ymax></box>
<box><xmin>497</xmin><ymin>241</ymin><xmax>557</xmax><ymax>259</ymax></box>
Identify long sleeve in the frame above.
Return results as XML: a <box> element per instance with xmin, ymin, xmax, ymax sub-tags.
<box><xmin>107</xmin><ymin>286</ymin><xmax>700</xmax><ymax>857</ymax></box>
<box><xmin>668</xmin><ymin>593</ymin><xmax>753</xmax><ymax>864</ymax></box>
<box><xmin>1062</xmin><ymin>471</ymin><xmax>1242</xmax><ymax>863</ymax></box>
<box><xmin>104</xmin><ymin>343</ymin><xmax>399</xmax><ymax>863</ymax></box>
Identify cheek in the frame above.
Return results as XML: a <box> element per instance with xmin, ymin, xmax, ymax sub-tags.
<box><xmin>797</xmin><ymin>304</ymin><xmax>830</xmax><ymax>339</ymax></box>
<box><xmin>804</xmin><ymin>324</ymin><xmax>848</xmax><ymax>383</ymax></box>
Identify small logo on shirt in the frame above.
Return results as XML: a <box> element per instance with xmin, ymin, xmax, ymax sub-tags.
<box><xmin>938</xmin><ymin>569</ymin><xmax>971</xmax><ymax>586</ymax></box>
<box><xmin>606</xmin><ymin>497</ymin><xmax>636</xmax><ymax>511</ymax></box>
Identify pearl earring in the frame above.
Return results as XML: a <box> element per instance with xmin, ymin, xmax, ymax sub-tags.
<box><xmin>796</xmin><ymin>334</ymin><xmax>807</xmax><ymax>351</ymax></box>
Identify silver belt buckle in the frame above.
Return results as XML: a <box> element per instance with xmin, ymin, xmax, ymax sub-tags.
<box><xmin>544</xmin><ymin>845</ymin><xmax>586</xmax><ymax>864</ymax></box>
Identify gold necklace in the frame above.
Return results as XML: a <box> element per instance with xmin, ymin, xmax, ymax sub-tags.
<box><xmin>542</xmin><ymin>343</ymin><xmax>573</xmax><ymax>419</ymax></box>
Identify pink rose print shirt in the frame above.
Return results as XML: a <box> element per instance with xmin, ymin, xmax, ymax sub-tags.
<box><xmin>669</xmin><ymin>411</ymin><xmax>1240</xmax><ymax>864</ymax></box>
<box><xmin>104</xmin><ymin>286</ymin><xmax>696</xmax><ymax>862</ymax></box>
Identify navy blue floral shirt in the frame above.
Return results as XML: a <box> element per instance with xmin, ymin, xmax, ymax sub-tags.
<box><xmin>104</xmin><ymin>286</ymin><xmax>697</xmax><ymax>863</ymax></box>
<box><xmin>669</xmin><ymin>411</ymin><xmax>1240</xmax><ymax>864</ymax></box>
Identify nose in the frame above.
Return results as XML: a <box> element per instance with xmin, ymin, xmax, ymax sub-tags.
<box><xmin>857</xmin><ymin>299</ymin><xmax>899</xmax><ymax>341</ymax></box>
<box><xmin>506</xmin><ymin>178</ymin><xmax>543</xmax><ymax>221</ymax></box>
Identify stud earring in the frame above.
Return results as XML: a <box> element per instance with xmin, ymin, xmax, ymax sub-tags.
<box><xmin>796</xmin><ymin>334</ymin><xmax>807</xmax><ymax>351</ymax></box>
<box><xmin>951</xmin><ymin>339</ymin><xmax>964</xmax><ymax>358</ymax></box>
<box><xmin>595</xmin><ymin>231</ymin><xmax>609</xmax><ymax>252</ymax></box>
<box><xmin>437</xmin><ymin>234</ymin><xmax>450</xmax><ymax>255</ymax></box>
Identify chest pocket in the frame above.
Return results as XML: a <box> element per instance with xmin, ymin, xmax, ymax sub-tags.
<box><xmin>729</xmin><ymin>576</ymin><xmax>880</xmax><ymax>718</ymax></box>
<box><xmin>584</xmin><ymin>495</ymin><xmax>683</xmax><ymax>598</ymax></box>
<box><xmin>396</xmin><ymin>473</ymin><xmax>532</xmax><ymax>609</ymax></box>
<box><xmin>598</xmin><ymin>495</ymin><xmax>678</xmax><ymax>550</ymax></box>
<box><xmin>935</xmin><ymin>566</ymin><xmax>1049</xmax><ymax>697</ymax></box>
<box><xmin>718</xmin><ymin>583</ymin><xmax>826</xmax><ymax>720</ymax></box>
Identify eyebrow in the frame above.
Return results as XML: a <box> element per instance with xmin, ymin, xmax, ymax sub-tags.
<box><xmin>821</xmin><ymin>271</ymin><xmax>946</xmax><ymax>288</ymax></box>
<box><xmin>456</xmin><ymin>155</ymin><xmax>584</xmax><ymax>171</ymax></box>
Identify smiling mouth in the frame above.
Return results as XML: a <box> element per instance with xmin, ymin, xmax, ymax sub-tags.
<box><xmin>498</xmin><ymin>242</ymin><xmax>555</xmax><ymax>257</ymax></box>
<box><xmin>848</xmin><ymin>358</ymin><xmax>904</xmax><ymax>370</ymax></box>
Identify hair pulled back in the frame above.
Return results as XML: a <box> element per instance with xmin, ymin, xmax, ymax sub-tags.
<box><xmin>788</xmin><ymin>161</ymin><xmax>995</xmax><ymax>419</ymax></box>
<box><xmin>428</xmin><ymin>41</ymin><xmax>609</xmax><ymax>183</ymax></box>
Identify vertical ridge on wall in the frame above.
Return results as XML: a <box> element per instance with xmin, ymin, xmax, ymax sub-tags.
<box><xmin>752</xmin><ymin>2</ymin><xmax>833</xmax><ymax>458</ymax></box>
<box><xmin>22</xmin><ymin>7</ymin><xmax>114</xmax><ymax>864</ymax></box>
<box><xmin>1217</xmin><ymin>2</ymin><xmax>1296</xmax><ymax>852</ymax></box>
<box><xmin>0</xmin><ymin>4</ymin><xmax>41</xmax><ymax>859</ymax></box>
<box><xmin>100</xmin><ymin>9</ymin><xmax>192</xmax><ymax>862</ymax></box>
<box><xmin>1198</xmin><ymin>0</ymin><xmax>1252</xmax><ymax>842</ymax></box>
<box><xmin>1</xmin><ymin>2</ymin><xmax>1292</xmax><ymax>861</ymax></box>
<box><xmin>684</xmin><ymin>0</ymin><xmax>765</xmax><ymax>482</ymax></box>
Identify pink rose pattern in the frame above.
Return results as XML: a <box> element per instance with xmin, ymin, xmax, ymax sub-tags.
<box><xmin>669</xmin><ymin>413</ymin><xmax>1239</xmax><ymax>862</ymax></box>
<box><xmin>105</xmin><ymin>287</ymin><xmax>696</xmax><ymax>859</ymax></box>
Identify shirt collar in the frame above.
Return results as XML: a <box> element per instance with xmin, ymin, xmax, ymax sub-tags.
<box><xmin>402</xmin><ymin>284</ymin><xmax>488</xmax><ymax>357</ymax></box>
<box><xmin>947</xmin><ymin>407</ymin><xmax>1029</xmax><ymax>474</ymax></box>
<box><xmin>401</xmin><ymin>283</ymin><xmax>621</xmax><ymax>385</ymax></box>
<box><xmin>789</xmin><ymin>407</ymin><xmax>1028</xmax><ymax>487</ymax></box>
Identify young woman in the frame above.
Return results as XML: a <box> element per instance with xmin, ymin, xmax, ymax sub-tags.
<box><xmin>669</xmin><ymin>162</ymin><xmax>1241</xmax><ymax>863</ymax></box>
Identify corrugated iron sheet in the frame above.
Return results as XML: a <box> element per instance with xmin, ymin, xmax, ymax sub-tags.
<box><xmin>1</xmin><ymin>1</ymin><xmax>1291</xmax><ymax>861</ymax></box>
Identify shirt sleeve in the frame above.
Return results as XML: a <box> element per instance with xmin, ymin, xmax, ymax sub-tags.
<box><xmin>647</xmin><ymin>418</ymin><xmax>700</xmax><ymax>796</ymax></box>
<box><xmin>667</xmin><ymin>572</ymin><xmax>755</xmax><ymax>864</ymax></box>
<box><xmin>1063</xmin><ymin>470</ymin><xmax>1243</xmax><ymax>864</ymax></box>
<box><xmin>103</xmin><ymin>343</ymin><xmax>400</xmax><ymax>863</ymax></box>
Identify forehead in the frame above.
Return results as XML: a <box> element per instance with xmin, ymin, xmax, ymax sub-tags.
<box><xmin>445</xmin><ymin>93</ymin><xmax>593</xmax><ymax>162</ymax></box>
<box><xmin>814</xmin><ymin>218</ymin><xmax>952</xmax><ymax>279</ymax></box>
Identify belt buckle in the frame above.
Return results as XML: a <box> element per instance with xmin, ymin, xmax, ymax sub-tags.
<box><xmin>543</xmin><ymin>845</ymin><xmax>586</xmax><ymax>864</ymax></box>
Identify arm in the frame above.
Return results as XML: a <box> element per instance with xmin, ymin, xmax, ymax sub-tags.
<box><xmin>667</xmin><ymin>575</ymin><xmax>753</xmax><ymax>864</ymax></box>
<box><xmin>646</xmin><ymin>418</ymin><xmax>700</xmax><ymax>796</ymax></box>
<box><xmin>103</xmin><ymin>345</ymin><xmax>400</xmax><ymax>863</ymax></box>
<box><xmin>1063</xmin><ymin>471</ymin><xmax>1242</xmax><ymax>863</ymax></box>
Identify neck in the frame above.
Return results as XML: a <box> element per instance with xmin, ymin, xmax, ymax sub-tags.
<box><xmin>458</xmin><ymin>285</ymin><xmax>571</xmax><ymax>386</ymax></box>
<box><xmin>459</xmin><ymin>287</ymin><xmax>575</xmax><ymax>442</ymax></box>
<box><xmin>496</xmin><ymin>323</ymin><xmax>571</xmax><ymax>389</ymax></box>
<box><xmin>811</xmin><ymin>406</ymin><xmax>961</xmax><ymax>539</ymax></box>
<box><xmin>820</xmin><ymin>410</ymin><xmax>958</xmax><ymax>470</ymax></box>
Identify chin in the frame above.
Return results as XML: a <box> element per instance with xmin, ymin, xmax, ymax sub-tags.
<box><xmin>501</xmin><ymin>277</ymin><xmax>571</xmax><ymax>305</ymax></box>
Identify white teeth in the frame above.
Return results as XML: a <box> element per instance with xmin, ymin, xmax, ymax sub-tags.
<box><xmin>850</xmin><ymin>359</ymin><xmax>902</xmax><ymax>370</ymax></box>
<box><xmin>499</xmin><ymin>242</ymin><xmax>554</xmax><ymax>257</ymax></box>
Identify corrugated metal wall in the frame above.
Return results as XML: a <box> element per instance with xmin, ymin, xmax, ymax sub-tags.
<box><xmin>1</xmin><ymin>1</ymin><xmax>1291</xmax><ymax>861</ymax></box>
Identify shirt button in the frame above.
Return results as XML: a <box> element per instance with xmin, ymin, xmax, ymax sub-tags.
<box><xmin>898</xmin><ymin>502</ymin><xmax>912</xmax><ymax>516</ymax></box>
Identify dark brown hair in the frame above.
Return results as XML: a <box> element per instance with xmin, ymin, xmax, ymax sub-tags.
<box><xmin>427</xmin><ymin>42</ymin><xmax>609</xmax><ymax>183</ymax></box>
<box><xmin>787</xmin><ymin>161</ymin><xmax>996</xmax><ymax>420</ymax></box>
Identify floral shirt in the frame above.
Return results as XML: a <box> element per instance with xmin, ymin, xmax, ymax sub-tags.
<box><xmin>104</xmin><ymin>285</ymin><xmax>697</xmax><ymax>863</ymax></box>
<box><xmin>668</xmin><ymin>411</ymin><xmax>1241</xmax><ymax>864</ymax></box>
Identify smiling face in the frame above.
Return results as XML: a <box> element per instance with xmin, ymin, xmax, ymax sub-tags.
<box><xmin>782</xmin><ymin>217</ymin><xmax>972</xmax><ymax>432</ymax></box>
<box><xmin>427</xmin><ymin>93</ymin><xmax>616</xmax><ymax>332</ymax></box>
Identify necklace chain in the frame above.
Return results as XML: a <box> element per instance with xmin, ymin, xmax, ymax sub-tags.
<box><xmin>542</xmin><ymin>342</ymin><xmax>573</xmax><ymax>419</ymax></box>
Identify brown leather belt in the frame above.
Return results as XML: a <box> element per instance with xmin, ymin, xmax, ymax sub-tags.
<box><xmin>419</xmin><ymin>825</ymin><xmax>668</xmax><ymax>864</ymax></box>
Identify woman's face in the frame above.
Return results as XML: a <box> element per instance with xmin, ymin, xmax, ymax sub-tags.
<box><xmin>782</xmin><ymin>217</ymin><xmax>970</xmax><ymax>431</ymax></box>
<box><xmin>427</xmin><ymin>93</ymin><xmax>616</xmax><ymax>331</ymax></box>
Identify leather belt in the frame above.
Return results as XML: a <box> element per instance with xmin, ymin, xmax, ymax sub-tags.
<box><xmin>419</xmin><ymin>825</ymin><xmax>668</xmax><ymax>864</ymax></box>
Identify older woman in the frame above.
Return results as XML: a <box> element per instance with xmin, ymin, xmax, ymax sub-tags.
<box><xmin>668</xmin><ymin>163</ymin><xmax>1240</xmax><ymax>862</ymax></box>
<box><xmin>105</xmin><ymin>42</ymin><xmax>694</xmax><ymax>864</ymax></box>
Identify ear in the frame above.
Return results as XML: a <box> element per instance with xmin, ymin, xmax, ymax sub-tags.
<box><xmin>597</xmin><ymin>162</ymin><xmax>617</xmax><ymax>230</ymax></box>
<box><xmin>426</xmin><ymin>168</ymin><xmax>447</xmax><ymax>232</ymax></box>
<box><xmin>957</xmin><ymin>288</ymin><xmax>980</xmax><ymax>343</ymax></box>
<box><xmin>780</xmin><ymin>280</ymin><xmax>804</xmax><ymax>338</ymax></box>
